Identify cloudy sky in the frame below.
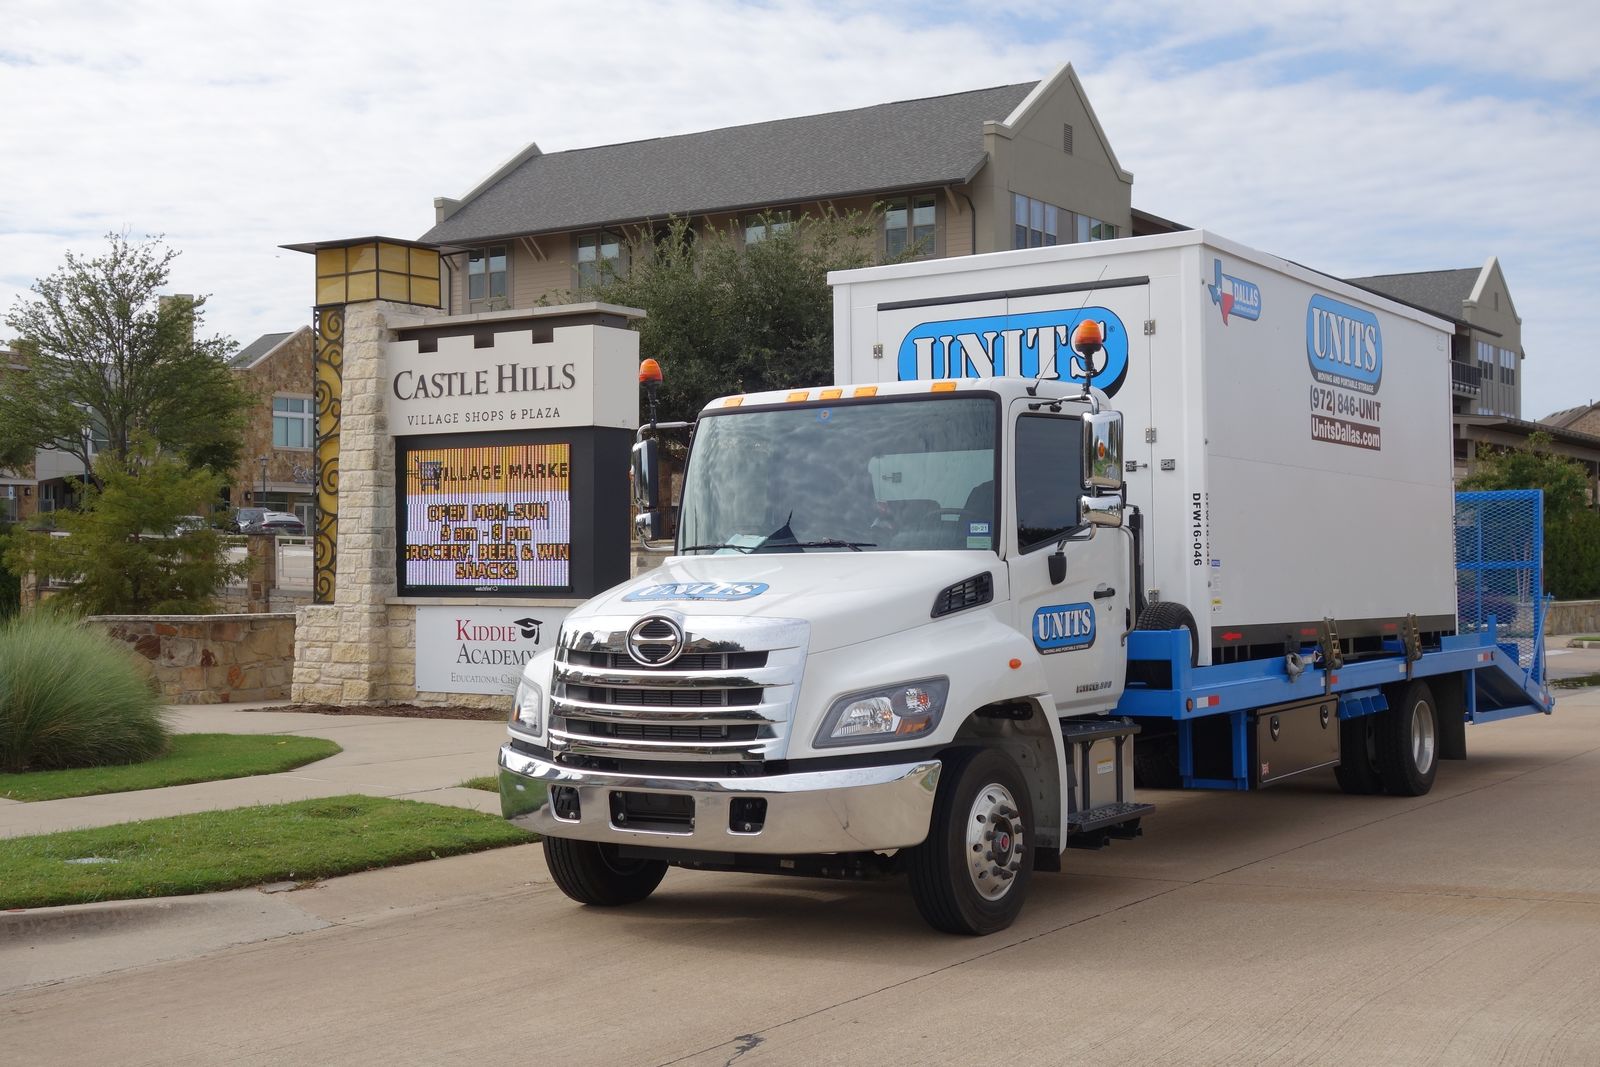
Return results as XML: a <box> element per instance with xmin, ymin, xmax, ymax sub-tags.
<box><xmin>3</xmin><ymin>0</ymin><xmax>1596</xmax><ymax>419</ymax></box>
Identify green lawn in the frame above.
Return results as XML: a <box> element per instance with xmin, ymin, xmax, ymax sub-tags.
<box><xmin>1553</xmin><ymin>672</ymin><xmax>1600</xmax><ymax>690</ymax></box>
<box><xmin>0</xmin><ymin>733</ymin><xmax>342</xmax><ymax>802</ymax></box>
<box><xmin>0</xmin><ymin>794</ymin><xmax>532</xmax><ymax>910</ymax></box>
<box><xmin>460</xmin><ymin>774</ymin><xmax>545</xmax><ymax>809</ymax></box>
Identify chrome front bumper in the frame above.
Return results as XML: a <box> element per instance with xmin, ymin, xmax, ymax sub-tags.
<box><xmin>499</xmin><ymin>744</ymin><xmax>941</xmax><ymax>855</ymax></box>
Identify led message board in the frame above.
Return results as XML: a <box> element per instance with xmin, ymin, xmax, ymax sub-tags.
<box><xmin>398</xmin><ymin>440</ymin><xmax>571</xmax><ymax>595</ymax></box>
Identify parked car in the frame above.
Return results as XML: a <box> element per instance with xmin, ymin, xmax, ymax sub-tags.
<box><xmin>242</xmin><ymin>511</ymin><xmax>306</xmax><ymax>536</ymax></box>
<box><xmin>230</xmin><ymin>507</ymin><xmax>267</xmax><ymax>533</ymax></box>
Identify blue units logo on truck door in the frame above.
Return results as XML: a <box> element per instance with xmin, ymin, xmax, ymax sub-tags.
<box><xmin>897</xmin><ymin>309</ymin><xmax>1130</xmax><ymax>397</ymax></box>
<box><xmin>1033</xmin><ymin>602</ymin><xmax>1096</xmax><ymax>653</ymax></box>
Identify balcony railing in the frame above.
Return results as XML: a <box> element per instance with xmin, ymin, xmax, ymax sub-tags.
<box><xmin>1451</xmin><ymin>360</ymin><xmax>1481</xmax><ymax>397</ymax></box>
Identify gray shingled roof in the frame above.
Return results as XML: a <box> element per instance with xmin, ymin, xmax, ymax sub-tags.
<box><xmin>421</xmin><ymin>83</ymin><xmax>1037</xmax><ymax>246</ymax></box>
<box><xmin>1345</xmin><ymin>268</ymin><xmax>1480</xmax><ymax>322</ymax></box>
<box><xmin>229</xmin><ymin>331</ymin><xmax>292</xmax><ymax>369</ymax></box>
<box><xmin>1541</xmin><ymin>402</ymin><xmax>1599</xmax><ymax>428</ymax></box>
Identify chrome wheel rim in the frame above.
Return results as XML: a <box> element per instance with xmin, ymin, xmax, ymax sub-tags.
<box><xmin>965</xmin><ymin>782</ymin><xmax>1024</xmax><ymax>901</ymax></box>
<box><xmin>1411</xmin><ymin>700</ymin><xmax>1437</xmax><ymax>775</ymax></box>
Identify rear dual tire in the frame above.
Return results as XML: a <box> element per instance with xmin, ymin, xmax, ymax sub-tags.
<box><xmin>1335</xmin><ymin>680</ymin><xmax>1438</xmax><ymax>797</ymax></box>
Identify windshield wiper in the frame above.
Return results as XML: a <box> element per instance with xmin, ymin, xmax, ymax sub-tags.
<box><xmin>758</xmin><ymin>539</ymin><xmax>874</xmax><ymax>552</ymax></box>
<box><xmin>679</xmin><ymin>542</ymin><xmax>755</xmax><ymax>554</ymax></box>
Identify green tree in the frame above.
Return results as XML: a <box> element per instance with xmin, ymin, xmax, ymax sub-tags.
<box><xmin>0</xmin><ymin>234</ymin><xmax>251</xmax><ymax>480</ymax></box>
<box><xmin>1462</xmin><ymin>432</ymin><xmax>1600</xmax><ymax>599</ymax></box>
<box><xmin>578</xmin><ymin>210</ymin><xmax>890</xmax><ymax>424</ymax></box>
<box><xmin>2</xmin><ymin>447</ymin><xmax>249</xmax><ymax>615</ymax></box>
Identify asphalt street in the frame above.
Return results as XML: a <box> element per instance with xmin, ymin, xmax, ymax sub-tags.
<box><xmin>3</xmin><ymin>650</ymin><xmax>1597</xmax><ymax>1065</ymax></box>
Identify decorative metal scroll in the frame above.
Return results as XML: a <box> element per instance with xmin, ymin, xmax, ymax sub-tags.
<box><xmin>313</xmin><ymin>306</ymin><xmax>344</xmax><ymax>604</ymax></box>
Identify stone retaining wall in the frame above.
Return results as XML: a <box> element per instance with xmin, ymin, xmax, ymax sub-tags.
<box><xmin>85</xmin><ymin>613</ymin><xmax>296</xmax><ymax>704</ymax></box>
<box><xmin>1548</xmin><ymin>599</ymin><xmax>1600</xmax><ymax>636</ymax></box>
<box><xmin>293</xmin><ymin>602</ymin><xmax>507</xmax><ymax>710</ymax></box>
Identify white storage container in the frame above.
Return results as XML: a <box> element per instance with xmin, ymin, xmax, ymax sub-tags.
<box><xmin>829</xmin><ymin>231</ymin><xmax>1458</xmax><ymax>664</ymax></box>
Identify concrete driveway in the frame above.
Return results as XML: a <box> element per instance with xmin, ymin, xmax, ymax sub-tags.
<box><xmin>4</xmin><ymin>681</ymin><xmax>1597</xmax><ymax>1065</ymax></box>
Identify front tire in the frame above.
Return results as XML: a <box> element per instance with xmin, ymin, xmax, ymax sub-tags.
<box><xmin>543</xmin><ymin>837</ymin><xmax>668</xmax><ymax>906</ymax></box>
<box><xmin>908</xmin><ymin>748</ymin><xmax>1034</xmax><ymax>936</ymax></box>
<box><xmin>1376</xmin><ymin>680</ymin><xmax>1439</xmax><ymax>797</ymax></box>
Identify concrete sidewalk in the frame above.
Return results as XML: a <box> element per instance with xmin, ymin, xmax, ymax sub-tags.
<box><xmin>0</xmin><ymin>703</ymin><xmax>510</xmax><ymax>839</ymax></box>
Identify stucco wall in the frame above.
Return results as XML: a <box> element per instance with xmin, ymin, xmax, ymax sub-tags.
<box><xmin>85</xmin><ymin>613</ymin><xmax>296</xmax><ymax>704</ymax></box>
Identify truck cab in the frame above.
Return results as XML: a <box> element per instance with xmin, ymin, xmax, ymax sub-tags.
<box><xmin>498</xmin><ymin>376</ymin><xmax>1142</xmax><ymax>935</ymax></box>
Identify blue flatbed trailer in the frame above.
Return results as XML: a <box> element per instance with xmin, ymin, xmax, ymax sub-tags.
<box><xmin>1114</xmin><ymin>490</ymin><xmax>1553</xmax><ymax>791</ymax></box>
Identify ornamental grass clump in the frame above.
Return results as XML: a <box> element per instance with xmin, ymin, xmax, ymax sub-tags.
<box><xmin>0</xmin><ymin>614</ymin><xmax>168</xmax><ymax>773</ymax></box>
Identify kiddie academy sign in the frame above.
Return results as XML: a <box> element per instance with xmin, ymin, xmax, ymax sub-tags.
<box><xmin>416</xmin><ymin>605</ymin><xmax>572</xmax><ymax>695</ymax></box>
<box><xmin>386</xmin><ymin>318</ymin><xmax>639</xmax><ymax>435</ymax></box>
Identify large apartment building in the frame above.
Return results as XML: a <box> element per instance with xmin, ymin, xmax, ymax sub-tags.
<box><xmin>1348</xmin><ymin>258</ymin><xmax>1524</xmax><ymax>420</ymax></box>
<box><xmin>419</xmin><ymin>64</ymin><xmax>1133</xmax><ymax>310</ymax></box>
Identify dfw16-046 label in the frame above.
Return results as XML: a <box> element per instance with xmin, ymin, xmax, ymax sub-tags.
<box><xmin>1306</xmin><ymin>294</ymin><xmax>1383</xmax><ymax>451</ymax></box>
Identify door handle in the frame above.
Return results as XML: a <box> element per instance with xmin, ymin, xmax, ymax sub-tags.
<box><xmin>1093</xmin><ymin>586</ymin><xmax>1116</xmax><ymax>600</ymax></box>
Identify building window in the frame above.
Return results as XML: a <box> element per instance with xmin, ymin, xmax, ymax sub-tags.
<box><xmin>1077</xmin><ymin>215</ymin><xmax>1119</xmax><ymax>242</ymax></box>
<box><xmin>1013</xmin><ymin>194</ymin><xmax>1060</xmax><ymax>249</ymax></box>
<box><xmin>744</xmin><ymin>212</ymin><xmax>792</xmax><ymax>245</ymax></box>
<box><xmin>886</xmin><ymin>194</ymin><xmax>936</xmax><ymax>258</ymax></box>
<box><xmin>272</xmin><ymin>395</ymin><xmax>313</xmax><ymax>450</ymax></box>
<box><xmin>467</xmin><ymin>245</ymin><xmax>508</xmax><ymax>310</ymax></box>
<box><xmin>575</xmin><ymin>230</ymin><xmax>624</xmax><ymax>287</ymax></box>
<box><xmin>0</xmin><ymin>486</ymin><xmax>18</xmax><ymax>523</ymax></box>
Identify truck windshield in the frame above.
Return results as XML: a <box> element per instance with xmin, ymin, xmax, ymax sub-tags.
<box><xmin>679</xmin><ymin>395</ymin><xmax>999</xmax><ymax>553</ymax></box>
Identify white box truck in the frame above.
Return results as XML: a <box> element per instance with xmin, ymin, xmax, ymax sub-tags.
<box><xmin>499</xmin><ymin>230</ymin><xmax>1553</xmax><ymax>934</ymax></box>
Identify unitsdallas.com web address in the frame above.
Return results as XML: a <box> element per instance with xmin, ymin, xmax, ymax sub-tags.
<box><xmin>1310</xmin><ymin>414</ymin><xmax>1381</xmax><ymax>451</ymax></box>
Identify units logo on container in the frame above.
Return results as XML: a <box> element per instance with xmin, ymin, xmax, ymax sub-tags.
<box><xmin>1032</xmin><ymin>602</ymin><xmax>1096</xmax><ymax>654</ymax></box>
<box><xmin>1306</xmin><ymin>295</ymin><xmax>1383</xmax><ymax>394</ymax></box>
<box><xmin>897</xmin><ymin>308</ymin><xmax>1130</xmax><ymax>397</ymax></box>
<box><xmin>622</xmin><ymin>581</ymin><xmax>770</xmax><ymax>602</ymax></box>
<box><xmin>1306</xmin><ymin>294</ymin><xmax>1384</xmax><ymax>451</ymax></box>
<box><xmin>1208</xmin><ymin>259</ymin><xmax>1261</xmax><ymax>325</ymax></box>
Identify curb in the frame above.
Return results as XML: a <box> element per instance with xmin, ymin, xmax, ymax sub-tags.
<box><xmin>1567</xmin><ymin>639</ymin><xmax>1600</xmax><ymax>649</ymax></box>
<box><xmin>1</xmin><ymin>895</ymin><xmax>215</xmax><ymax>939</ymax></box>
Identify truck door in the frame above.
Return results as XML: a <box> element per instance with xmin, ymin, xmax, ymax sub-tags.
<box><xmin>1007</xmin><ymin>402</ymin><xmax>1129</xmax><ymax>717</ymax></box>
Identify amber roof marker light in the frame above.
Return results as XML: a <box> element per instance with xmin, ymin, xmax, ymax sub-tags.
<box><xmin>639</xmin><ymin>358</ymin><xmax>663</xmax><ymax>429</ymax></box>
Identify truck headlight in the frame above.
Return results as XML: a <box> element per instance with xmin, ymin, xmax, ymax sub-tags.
<box><xmin>510</xmin><ymin>678</ymin><xmax>544</xmax><ymax>739</ymax></box>
<box><xmin>815</xmin><ymin>678</ymin><xmax>949</xmax><ymax>747</ymax></box>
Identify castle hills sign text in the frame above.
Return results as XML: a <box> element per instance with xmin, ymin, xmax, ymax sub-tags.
<box><xmin>384</xmin><ymin>320</ymin><xmax>639</xmax><ymax>435</ymax></box>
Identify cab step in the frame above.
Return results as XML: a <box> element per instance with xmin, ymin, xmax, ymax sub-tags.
<box><xmin>1066</xmin><ymin>801</ymin><xmax>1155</xmax><ymax>849</ymax></box>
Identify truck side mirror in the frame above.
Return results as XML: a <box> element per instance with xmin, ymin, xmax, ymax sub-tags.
<box><xmin>631</xmin><ymin>438</ymin><xmax>660</xmax><ymax>511</ymax></box>
<box><xmin>1080</xmin><ymin>495</ymin><xmax>1124</xmax><ymax>528</ymax></box>
<box><xmin>635</xmin><ymin>510</ymin><xmax>664</xmax><ymax>543</ymax></box>
<box><xmin>1082</xmin><ymin>411</ymin><xmax>1124</xmax><ymax>492</ymax></box>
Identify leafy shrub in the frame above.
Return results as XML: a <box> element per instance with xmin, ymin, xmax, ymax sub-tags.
<box><xmin>1</xmin><ymin>447</ymin><xmax>248</xmax><ymax>615</ymax></box>
<box><xmin>1548</xmin><ymin>510</ymin><xmax>1600</xmax><ymax>600</ymax></box>
<box><xmin>0</xmin><ymin>614</ymin><xmax>167</xmax><ymax>772</ymax></box>
<box><xmin>0</xmin><ymin>524</ymin><xmax>18</xmax><ymax>620</ymax></box>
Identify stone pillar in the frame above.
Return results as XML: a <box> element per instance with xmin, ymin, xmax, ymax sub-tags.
<box><xmin>286</xmin><ymin>236</ymin><xmax>443</xmax><ymax>707</ymax></box>
<box><xmin>323</xmin><ymin>300</ymin><xmax>404</xmax><ymax>702</ymax></box>
<box><xmin>292</xmin><ymin>300</ymin><xmax>416</xmax><ymax>703</ymax></box>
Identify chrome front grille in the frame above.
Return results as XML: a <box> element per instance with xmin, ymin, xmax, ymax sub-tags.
<box><xmin>548</xmin><ymin>614</ymin><xmax>807</xmax><ymax>764</ymax></box>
